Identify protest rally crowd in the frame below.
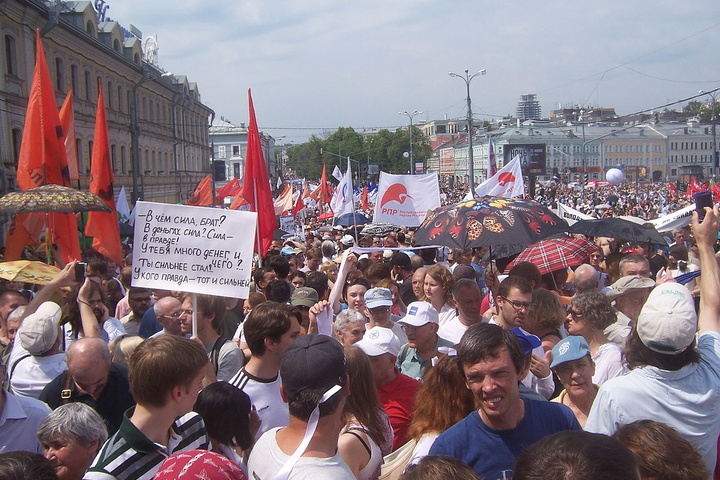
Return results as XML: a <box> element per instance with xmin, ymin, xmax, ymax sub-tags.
<box><xmin>2</xmin><ymin>181</ymin><xmax>720</xmax><ymax>480</ymax></box>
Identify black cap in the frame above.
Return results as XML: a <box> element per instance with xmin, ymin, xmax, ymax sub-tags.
<box><xmin>280</xmin><ymin>334</ymin><xmax>346</xmax><ymax>400</ymax></box>
<box><xmin>390</xmin><ymin>252</ymin><xmax>411</xmax><ymax>268</ymax></box>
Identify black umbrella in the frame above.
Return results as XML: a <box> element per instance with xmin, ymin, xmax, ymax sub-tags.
<box><xmin>414</xmin><ymin>196</ymin><xmax>570</xmax><ymax>251</ymax></box>
<box><xmin>571</xmin><ymin>218</ymin><xmax>667</xmax><ymax>245</ymax></box>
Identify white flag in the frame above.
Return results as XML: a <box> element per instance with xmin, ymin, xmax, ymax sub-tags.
<box><xmin>332</xmin><ymin>165</ymin><xmax>343</xmax><ymax>182</ymax></box>
<box><xmin>556</xmin><ymin>202</ymin><xmax>593</xmax><ymax>225</ymax></box>
<box><xmin>373</xmin><ymin>172</ymin><xmax>440</xmax><ymax>227</ymax></box>
<box><xmin>330</xmin><ymin>159</ymin><xmax>354</xmax><ymax>216</ymax></box>
<box><xmin>115</xmin><ymin>186</ymin><xmax>130</xmax><ymax>223</ymax></box>
<box><xmin>475</xmin><ymin>155</ymin><xmax>525</xmax><ymax>198</ymax></box>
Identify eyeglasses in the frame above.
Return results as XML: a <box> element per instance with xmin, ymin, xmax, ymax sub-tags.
<box><xmin>158</xmin><ymin>311</ymin><xmax>183</xmax><ymax>320</ymax></box>
<box><xmin>567</xmin><ymin>307</ymin><xmax>583</xmax><ymax>317</ymax></box>
<box><xmin>130</xmin><ymin>296</ymin><xmax>151</xmax><ymax>303</ymax></box>
<box><xmin>180</xmin><ymin>309</ymin><xmax>194</xmax><ymax>317</ymax></box>
<box><xmin>500</xmin><ymin>297</ymin><xmax>536</xmax><ymax>311</ymax></box>
<box><xmin>369</xmin><ymin>306</ymin><xmax>390</xmax><ymax>314</ymax></box>
<box><xmin>400</xmin><ymin>323</ymin><xmax>428</xmax><ymax>332</ymax></box>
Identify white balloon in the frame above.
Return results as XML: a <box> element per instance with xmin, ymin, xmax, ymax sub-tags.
<box><xmin>606</xmin><ymin>168</ymin><xmax>624</xmax><ymax>185</ymax></box>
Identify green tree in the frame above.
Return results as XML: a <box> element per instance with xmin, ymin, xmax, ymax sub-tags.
<box><xmin>683</xmin><ymin>100</ymin><xmax>703</xmax><ymax>116</ymax></box>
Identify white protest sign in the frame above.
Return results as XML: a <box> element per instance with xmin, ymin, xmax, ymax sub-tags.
<box><xmin>132</xmin><ymin>201</ymin><xmax>256</xmax><ymax>298</ymax></box>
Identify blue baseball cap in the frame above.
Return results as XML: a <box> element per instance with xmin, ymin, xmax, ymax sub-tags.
<box><xmin>510</xmin><ymin>328</ymin><xmax>541</xmax><ymax>355</ymax></box>
<box><xmin>550</xmin><ymin>335</ymin><xmax>591</xmax><ymax>368</ymax></box>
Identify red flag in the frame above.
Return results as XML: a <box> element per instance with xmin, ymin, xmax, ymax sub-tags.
<box><xmin>292</xmin><ymin>182</ymin><xmax>305</xmax><ymax>218</ymax></box>
<box><xmin>239</xmin><ymin>89</ymin><xmax>277</xmax><ymax>256</ymax></box>
<box><xmin>84</xmin><ymin>84</ymin><xmax>123</xmax><ymax>266</ymax></box>
<box><xmin>59</xmin><ymin>90</ymin><xmax>80</xmax><ymax>182</ymax></box>
<box><xmin>16</xmin><ymin>29</ymin><xmax>68</xmax><ymax>190</ymax></box>
<box><xmin>319</xmin><ymin>163</ymin><xmax>332</xmax><ymax>205</ymax></box>
<box><xmin>362</xmin><ymin>185</ymin><xmax>368</xmax><ymax>211</ymax></box>
<box><xmin>6</xmin><ymin>30</ymin><xmax>79</xmax><ymax>263</ymax></box>
<box><xmin>186</xmin><ymin>174</ymin><xmax>214</xmax><ymax>206</ymax></box>
<box><xmin>216</xmin><ymin>177</ymin><xmax>241</xmax><ymax>202</ymax></box>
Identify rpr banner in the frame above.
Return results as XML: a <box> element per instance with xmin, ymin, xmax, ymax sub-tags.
<box><xmin>373</xmin><ymin>172</ymin><xmax>440</xmax><ymax>226</ymax></box>
<box><xmin>132</xmin><ymin>201</ymin><xmax>257</xmax><ymax>298</ymax></box>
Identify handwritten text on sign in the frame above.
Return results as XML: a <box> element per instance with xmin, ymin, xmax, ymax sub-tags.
<box><xmin>132</xmin><ymin>201</ymin><xmax>257</xmax><ymax>298</ymax></box>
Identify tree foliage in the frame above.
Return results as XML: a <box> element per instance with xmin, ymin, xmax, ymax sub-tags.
<box><xmin>285</xmin><ymin>126</ymin><xmax>431</xmax><ymax>182</ymax></box>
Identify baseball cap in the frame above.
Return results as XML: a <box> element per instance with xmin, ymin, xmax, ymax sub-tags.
<box><xmin>290</xmin><ymin>287</ymin><xmax>319</xmax><ymax>308</ymax></box>
<box><xmin>280</xmin><ymin>334</ymin><xmax>347</xmax><ymax>401</ymax></box>
<box><xmin>340</xmin><ymin>235</ymin><xmax>355</xmax><ymax>246</ymax></box>
<box><xmin>605</xmin><ymin>276</ymin><xmax>655</xmax><ymax>301</ymax></box>
<box><xmin>399</xmin><ymin>302</ymin><xmax>439</xmax><ymax>327</ymax></box>
<box><xmin>636</xmin><ymin>282</ymin><xmax>697</xmax><ymax>355</ymax></box>
<box><xmin>365</xmin><ymin>287</ymin><xmax>392</xmax><ymax>309</ymax></box>
<box><xmin>356</xmin><ymin>327</ymin><xmax>402</xmax><ymax>357</ymax></box>
<box><xmin>390</xmin><ymin>252</ymin><xmax>411</xmax><ymax>268</ymax></box>
<box><xmin>550</xmin><ymin>335</ymin><xmax>591</xmax><ymax>368</ymax></box>
<box><xmin>281</xmin><ymin>246</ymin><xmax>296</xmax><ymax>256</ymax></box>
<box><xmin>18</xmin><ymin>301</ymin><xmax>62</xmax><ymax>355</ymax></box>
<box><xmin>510</xmin><ymin>328</ymin><xmax>542</xmax><ymax>355</ymax></box>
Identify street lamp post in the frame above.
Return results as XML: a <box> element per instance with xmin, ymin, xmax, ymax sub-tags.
<box><xmin>399</xmin><ymin>110</ymin><xmax>421</xmax><ymax>174</ymax></box>
<box><xmin>130</xmin><ymin>70</ymin><xmax>173</xmax><ymax>204</ymax></box>
<box><xmin>449</xmin><ymin>69</ymin><xmax>486</xmax><ymax>196</ymax></box>
<box><xmin>700</xmin><ymin>89</ymin><xmax>719</xmax><ymax>179</ymax></box>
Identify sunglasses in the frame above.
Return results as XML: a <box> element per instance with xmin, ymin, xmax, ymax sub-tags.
<box><xmin>566</xmin><ymin>307</ymin><xmax>583</xmax><ymax>317</ymax></box>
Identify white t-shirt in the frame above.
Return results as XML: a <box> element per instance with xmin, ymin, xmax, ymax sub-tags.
<box><xmin>248</xmin><ymin>427</ymin><xmax>355</xmax><ymax>480</ymax></box>
<box><xmin>438</xmin><ymin>316</ymin><xmax>489</xmax><ymax>345</ymax></box>
<box><xmin>7</xmin><ymin>341</ymin><xmax>66</xmax><ymax>399</ymax></box>
<box><xmin>228</xmin><ymin>368</ymin><xmax>289</xmax><ymax>440</ymax></box>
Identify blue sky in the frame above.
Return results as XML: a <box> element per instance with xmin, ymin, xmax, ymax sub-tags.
<box><xmin>107</xmin><ymin>1</ymin><xmax>720</xmax><ymax>143</ymax></box>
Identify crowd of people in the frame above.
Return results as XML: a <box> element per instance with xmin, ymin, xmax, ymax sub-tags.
<box><xmin>0</xmin><ymin>194</ymin><xmax>719</xmax><ymax>480</ymax></box>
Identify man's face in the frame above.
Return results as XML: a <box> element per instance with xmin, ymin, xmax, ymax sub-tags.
<box><xmin>463</xmin><ymin>347</ymin><xmax>522</xmax><ymax>428</ymax></box>
<box><xmin>0</xmin><ymin>294</ymin><xmax>27</xmax><ymax>322</ymax></box>
<box><xmin>369</xmin><ymin>251</ymin><xmax>384</xmax><ymax>264</ymax></box>
<box><xmin>401</xmin><ymin>322</ymin><xmax>437</xmax><ymax>350</ymax></box>
<box><xmin>367</xmin><ymin>305</ymin><xmax>392</xmax><ymax>328</ymax></box>
<box><xmin>179</xmin><ymin>371</ymin><xmax>205</xmax><ymax>414</ymax></box>
<box><xmin>260</xmin><ymin>271</ymin><xmax>278</xmax><ymax>289</ymax></box>
<box><xmin>129</xmin><ymin>291</ymin><xmax>152</xmax><ymax>318</ymax></box>
<box><xmin>412</xmin><ymin>269</ymin><xmax>426</xmax><ymax>298</ymax></box>
<box><xmin>337</xmin><ymin>321</ymin><xmax>366</xmax><ymax>346</ymax></box>
<box><xmin>69</xmin><ymin>360</ymin><xmax>109</xmax><ymax>400</ymax></box>
<box><xmin>180</xmin><ymin>297</ymin><xmax>194</xmax><ymax>335</ymax></box>
<box><xmin>383</xmin><ymin>236</ymin><xmax>398</xmax><ymax>248</ymax></box>
<box><xmin>453</xmin><ymin>284</ymin><xmax>482</xmax><ymax>324</ymax></box>
<box><xmin>589</xmin><ymin>251</ymin><xmax>603</xmax><ymax>268</ymax></box>
<box><xmin>554</xmin><ymin>356</ymin><xmax>595</xmax><ymax>397</ymax></box>
<box><xmin>614</xmin><ymin>288</ymin><xmax>651</xmax><ymax>321</ymax></box>
<box><xmin>497</xmin><ymin>287</ymin><xmax>533</xmax><ymax>329</ymax></box>
<box><xmin>306</xmin><ymin>256</ymin><xmax>321</xmax><ymax>271</ymax></box>
<box><xmin>157</xmin><ymin>302</ymin><xmax>184</xmax><ymax>336</ymax></box>
<box><xmin>273</xmin><ymin>316</ymin><xmax>302</xmax><ymax>358</ymax></box>
<box><xmin>6</xmin><ymin>319</ymin><xmax>21</xmax><ymax>344</ymax></box>
<box><xmin>88</xmin><ymin>292</ymin><xmax>106</xmax><ymax>322</ymax></box>
<box><xmin>367</xmin><ymin>353</ymin><xmax>396</xmax><ymax>387</ymax></box>
<box><xmin>270</xmin><ymin>240</ymin><xmax>283</xmax><ymax>252</ymax></box>
<box><xmin>620</xmin><ymin>261</ymin><xmax>650</xmax><ymax>278</ymax></box>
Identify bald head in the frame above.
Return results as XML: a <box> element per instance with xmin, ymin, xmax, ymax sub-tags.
<box><xmin>154</xmin><ymin>296</ymin><xmax>182</xmax><ymax>317</ymax></box>
<box><xmin>573</xmin><ymin>264</ymin><xmax>599</xmax><ymax>294</ymax></box>
<box><xmin>66</xmin><ymin>337</ymin><xmax>113</xmax><ymax>399</ymax></box>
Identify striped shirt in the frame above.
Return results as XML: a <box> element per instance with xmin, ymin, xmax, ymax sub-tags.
<box><xmin>83</xmin><ymin>409</ymin><xmax>209</xmax><ymax>480</ymax></box>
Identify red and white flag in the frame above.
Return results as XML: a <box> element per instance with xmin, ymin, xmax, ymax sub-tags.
<box><xmin>373</xmin><ymin>172</ymin><xmax>440</xmax><ymax>226</ymax></box>
<box><xmin>475</xmin><ymin>155</ymin><xmax>524</xmax><ymax>198</ymax></box>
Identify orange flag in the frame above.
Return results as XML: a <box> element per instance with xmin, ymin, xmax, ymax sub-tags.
<box><xmin>216</xmin><ymin>177</ymin><xmax>241</xmax><ymax>203</ymax></box>
<box><xmin>362</xmin><ymin>185</ymin><xmax>368</xmax><ymax>211</ymax></box>
<box><xmin>59</xmin><ymin>90</ymin><xmax>80</xmax><ymax>182</ymax></box>
<box><xmin>84</xmin><ymin>84</ymin><xmax>122</xmax><ymax>266</ymax></box>
<box><xmin>6</xmin><ymin>29</ymin><xmax>79</xmax><ymax>263</ymax></box>
<box><xmin>186</xmin><ymin>174</ymin><xmax>214</xmax><ymax>206</ymax></box>
<box><xmin>237</xmin><ymin>89</ymin><xmax>277</xmax><ymax>256</ymax></box>
<box><xmin>292</xmin><ymin>182</ymin><xmax>305</xmax><ymax>218</ymax></box>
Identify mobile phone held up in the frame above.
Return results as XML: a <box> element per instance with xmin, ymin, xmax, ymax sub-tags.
<box><xmin>694</xmin><ymin>190</ymin><xmax>713</xmax><ymax>222</ymax></box>
<box><xmin>74</xmin><ymin>262</ymin><xmax>87</xmax><ymax>283</ymax></box>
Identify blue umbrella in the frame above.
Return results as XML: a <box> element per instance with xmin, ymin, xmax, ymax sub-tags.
<box><xmin>334</xmin><ymin>213</ymin><xmax>369</xmax><ymax>227</ymax></box>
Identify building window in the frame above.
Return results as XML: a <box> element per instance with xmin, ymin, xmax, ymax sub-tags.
<box><xmin>218</xmin><ymin>145</ymin><xmax>226</xmax><ymax>158</ymax></box>
<box><xmin>70</xmin><ymin>65</ymin><xmax>78</xmax><ymax>95</ymax></box>
<box><xmin>107</xmin><ymin>81</ymin><xmax>113</xmax><ymax>109</ymax></box>
<box><xmin>76</xmin><ymin>139</ymin><xmax>83</xmax><ymax>174</ymax></box>
<box><xmin>120</xmin><ymin>145</ymin><xmax>126</xmax><ymax>174</ymax></box>
<box><xmin>84</xmin><ymin>70</ymin><xmax>92</xmax><ymax>100</ymax></box>
<box><xmin>4</xmin><ymin>35</ymin><xmax>18</xmax><ymax>76</ymax></box>
<box><xmin>117</xmin><ymin>85</ymin><xmax>123</xmax><ymax>112</ymax></box>
<box><xmin>88</xmin><ymin>141</ymin><xmax>93</xmax><ymax>173</ymax></box>
<box><xmin>111</xmin><ymin>144</ymin><xmax>117</xmax><ymax>172</ymax></box>
<box><xmin>232</xmin><ymin>145</ymin><xmax>240</xmax><ymax>157</ymax></box>
<box><xmin>11</xmin><ymin>128</ymin><xmax>22</xmax><ymax>166</ymax></box>
<box><xmin>55</xmin><ymin>57</ymin><xmax>65</xmax><ymax>92</ymax></box>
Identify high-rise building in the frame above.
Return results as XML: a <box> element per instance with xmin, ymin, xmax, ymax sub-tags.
<box><xmin>516</xmin><ymin>94</ymin><xmax>542</xmax><ymax>120</ymax></box>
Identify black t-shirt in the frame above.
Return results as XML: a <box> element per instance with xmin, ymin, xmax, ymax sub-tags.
<box><xmin>39</xmin><ymin>362</ymin><xmax>135</xmax><ymax>435</ymax></box>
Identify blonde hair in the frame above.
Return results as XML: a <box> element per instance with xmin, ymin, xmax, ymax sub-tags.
<box><xmin>110</xmin><ymin>335</ymin><xmax>144</xmax><ymax>367</ymax></box>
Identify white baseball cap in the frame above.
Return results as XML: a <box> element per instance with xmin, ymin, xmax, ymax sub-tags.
<box><xmin>636</xmin><ymin>282</ymin><xmax>697</xmax><ymax>355</ymax></box>
<box><xmin>399</xmin><ymin>302</ymin><xmax>439</xmax><ymax>327</ymax></box>
<box><xmin>355</xmin><ymin>327</ymin><xmax>402</xmax><ymax>357</ymax></box>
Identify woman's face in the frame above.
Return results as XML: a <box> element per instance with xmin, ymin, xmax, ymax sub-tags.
<box><xmin>565</xmin><ymin>303</ymin><xmax>590</xmax><ymax>337</ymax></box>
<box><xmin>346</xmin><ymin>285</ymin><xmax>367</xmax><ymax>311</ymax></box>
<box><xmin>291</xmin><ymin>276</ymin><xmax>305</xmax><ymax>289</ymax></box>
<box><xmin>44</xmin><ymin>436</ymin><xmax>99</xmax><ymax>480</ymax></box>
<box><xmin>424</xmin><ymin>275</ymin><xmax>444</xmax><ymax>303</ymax></box>
<box><xmin>324</xmin><ymin>265</ymin><xmax>338</xmax><ymax>282</ymax></box>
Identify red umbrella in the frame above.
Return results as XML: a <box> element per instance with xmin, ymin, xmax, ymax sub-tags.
<box><xmin>317</xmin><ymin>212</ymin><xmax>334</xmax><ymax>220</ymax></box>
<box><xmin>505</xmin><ymin>237</ymin><xmax>598</xmax><ymax>275</ymax></box>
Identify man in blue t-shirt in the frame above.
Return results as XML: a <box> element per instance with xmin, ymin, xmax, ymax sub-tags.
<box><xmin>429</xmin><ymin>324</ymin><xmax>581</xmax><ymax>479</ymax></box>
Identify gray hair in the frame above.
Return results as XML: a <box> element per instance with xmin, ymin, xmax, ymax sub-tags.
<box><xmin>37</xmin><ymin>403</ymin><xmax>108</xmax><ymax>447</ymax></box>
<box><xmin>321</xmin><ymin>240</ymin><xmax>336</xmax><ymax>259</ymax></box>
<box><xmin>335</xmin><ymin>308</ymin><xmax>366</xmax><ymax>334</ymax></box>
